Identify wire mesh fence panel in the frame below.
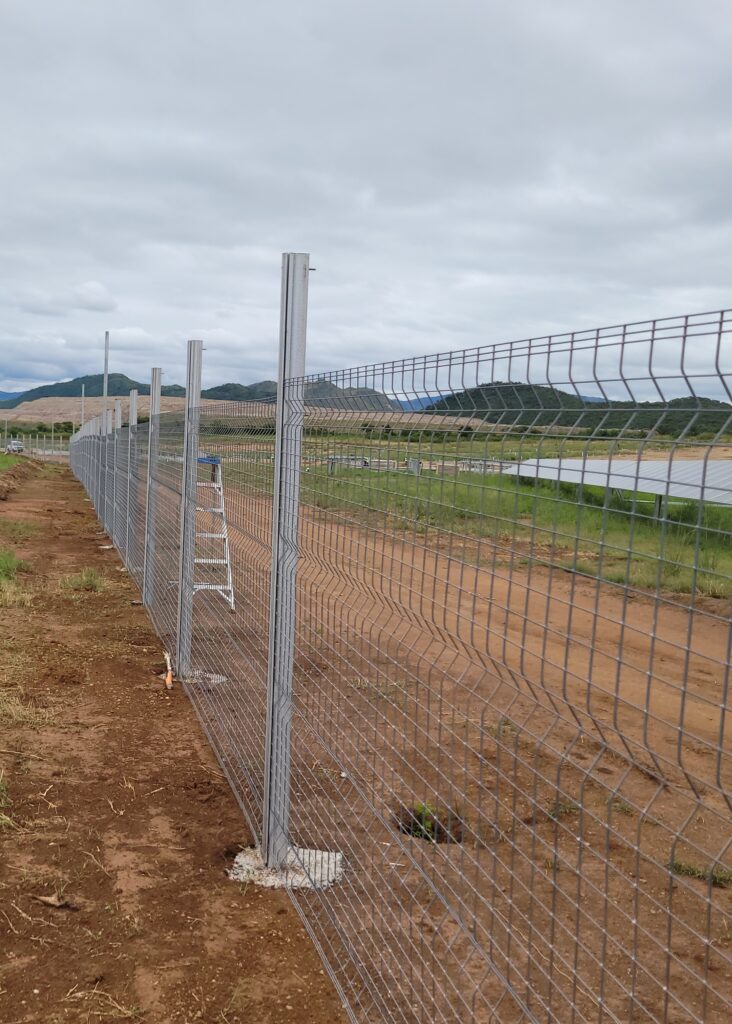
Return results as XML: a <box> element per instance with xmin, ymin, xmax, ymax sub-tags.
<box><xmin>184</xmin><ymin>401</ymin><xmax>277</xmax><ymax>841</ymax></box>
<box><xmin>125</xmin><ymin>422</ymin><xmax>147</xmax><ymax>589</ymax></box>
<box><xmin>68</xmin><ymin>308</ymin><xmax>732</xmax><ymax>1024</ymax></box>
<box><xmin>144</xmin><ymin>410</ymin><xmax>185</xmax><ymax>658</ymax></box>
<box><xmin>278</xmin><ymin>310</ymin><xmax>732</xmax><ymax>1023</ymax></box>
<box><xmin>112</xmin><ymin>425</ymin><xmax>129</xmax><ymax>561</ymax></box>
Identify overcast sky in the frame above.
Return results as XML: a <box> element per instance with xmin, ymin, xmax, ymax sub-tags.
<box><xmin>0</xmin><ymin>1</ymin><xmax>730</xmax><ymax>393</ymax></box>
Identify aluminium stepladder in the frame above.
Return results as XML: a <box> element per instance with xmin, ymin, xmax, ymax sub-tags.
<box><xmin>193</xmin><ymin>454</ymin><xmax>235</xmax><ymax>611</ymax></box>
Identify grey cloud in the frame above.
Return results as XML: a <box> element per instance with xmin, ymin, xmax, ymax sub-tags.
<box><xmin>11</xmin><ymin>281</ymin><xmax>117</xmax><ymax>319</ymax></box>
<box><xmin>72</xmin><ymin>282</ymin><xmax>117</xmax><ymax>312</ymax></box>
<box><xmin>0</xmin><ymin>1</ymin><xmax>730</xmax><ymax>394</ymax></box>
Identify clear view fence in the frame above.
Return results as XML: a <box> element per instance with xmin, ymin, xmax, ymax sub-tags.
<box><xmin>69</xmin><ymin>272</ymin><xmax>732</xmax><ymax>1023</ymax></box>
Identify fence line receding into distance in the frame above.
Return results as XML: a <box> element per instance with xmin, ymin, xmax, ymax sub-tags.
<box><xmin>70</xmin><ymin>277</ymin><xmax>732</xmax><ymax>1024</ymax></box>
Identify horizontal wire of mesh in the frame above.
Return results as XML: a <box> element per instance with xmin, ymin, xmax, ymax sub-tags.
<box><xmin>276</xmin><ymin>310</ymin><xmax>731</xmax><ymax>1024</ymax></box>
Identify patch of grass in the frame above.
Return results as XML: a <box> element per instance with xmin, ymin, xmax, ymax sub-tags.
<box><xmin>547</xmin><ymin>800</ymin><xmax>579</xmax><ymax>821</ymax></box>
<box><xmin>0</xmin><ymin>687</ymin><xmax>51</xmax><ymax>728</ymax></box>
<box><xmin>346</xmin><ymin>676</ymin><xmax>408</xmax><ymax>704</ymax></box>
<box><xmin>671</xmin><ymin>860</ymin><xmax>732</xmax><ymax>889</ymax></box>
<box><xmin>609</xmin><ymin>797</ymin><xmax>635</xmax><ymax>817</ymax></box>
<box><xmin>296</xmin><ymin>465</ymin><xmax>732</xmax><ymax>598</ymax></box>
<box><xmin>395</xmin><ymin>801</ymin><xmax>464</xmax><ymax>843</ymax></box>
<box><xmin>0</xmin><ymin>454</ymin><xmax>20</xmax><ymax>472</ymax></box>
<box><xmin>0</xmin><ymin>579</ymin><xmax>32</xmax><ymax>607</ymax></box>
<box><xmin>0</xmin><ymin>518</ymin><xmax>38</xmax><ymax>543</ymax></box>
<box><xmin>0</xmin><ymin>811</ymin><xmax>15</xmax><ymax>830</ymax></box>
<box><xmin>405</xmin><ymin>801</ymin><xmax>437</xmax><ymax>840</ymax></box>
<box><xmin>488</xmin><ymin>716</ymin><xmax>518</xmax><ymax>740</ymax></box>
<box><xmin>62</xmin><ymin>567</ymin><xmax>105</xmax><ymax>592</ymax></box>
<box><xmin>0</xmin><ymin>548</ymin><xmax>27</xmax><ymax>581</ymax></box>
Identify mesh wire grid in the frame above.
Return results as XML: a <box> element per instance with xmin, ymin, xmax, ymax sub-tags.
<box><xmin>69</xmin><ymin>310</ymin><xmax>732</xmax><ymax>1024</ymax></box>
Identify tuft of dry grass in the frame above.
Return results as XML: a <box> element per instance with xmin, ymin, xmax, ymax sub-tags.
<box><xmin>0</xmin><ymin>770</ymin><xmax>10</xmax><ymax>810</ymax></box>
<box><xmin>62</xmin><ymin>567</ymin><xmax>104</xmax><ymax>592</ymax></box>
<box><xmin>0</xmin><ymin>578</ymin><xmax>32</xmax><ymax>608</ymax></box>
<box><xmin>0</xmin><ymin>769</ymin><xmax>15</xmax><ymax>831</ymax></box>
<box><xmin>0</xmin><ymin>518</ymin><xmax>38</xmax><ymax>543</ymax></box>
<box><xmin>0</xmin><ymin>686</ymin><xmax>51</xmax><ymax>728</ymax></box>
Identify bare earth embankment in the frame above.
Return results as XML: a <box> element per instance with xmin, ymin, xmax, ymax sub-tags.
<box><xmin>1</xmin><ymin>397</ymin><xmax>226</xmax><ymax>426</ymax></box>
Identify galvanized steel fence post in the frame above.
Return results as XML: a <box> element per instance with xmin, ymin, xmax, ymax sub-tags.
<box><xmin>175</xmin><ymin>340</ymin><xmax>203</xmax><ymax>679</ymax></box>
<box><xmin>262</xmin><ymin>252</ymin><xmax>309</xmax><ymax>869</ymax></box>
<box><xmin>112</xmin><ymin>400</ymin><xmax>122</xmax><ymax>548</ymax></box>
<box><xmin>126</xmin><ymin>389</ymin><xmax>138</xmax><ymax>566</ymax></box>
<box><xmin>100</xmin><ymin>330</ymin><xmax>110</xmax><ymax>529</ymax></box>
<box><xmin>142</xmin><ymin>368</ymin><xmax>162</xmax><ymax>608</ymax></box>
<box><xmin>102</xmin><ymin>409</ymin><xmax>111</xmax><ymax>533</ymax></box>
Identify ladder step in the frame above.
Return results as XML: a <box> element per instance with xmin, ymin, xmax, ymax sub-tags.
<box><xmin>196</xmin><ymin>532</ymin><xmax>226</xmax><ymax>539</ymax></box>
<box><xmin>195</xmin><ymin>507</ymin><xmax>224</xmax><ymax>513</ymax></box>
<box><xmin>193</xmin><ymin>583</ymin><xmax>234</xmax><ymax>592</ymax></box>
<box><xmin>194</xmin><ymin>558</ymin><xmax>228</xmax><ymax>565</ymax></box>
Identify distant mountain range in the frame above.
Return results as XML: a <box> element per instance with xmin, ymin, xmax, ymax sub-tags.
<box><xmin>4</xmin><ymin>374</ymin><xmax>728</xmax><ymax>437</ymax></box>
<box><xmin>0</xmin><ymin>373</ymin><xmax>182</xmax><ymax>407</ymax></box>
<box><xmin>427</xmin><ymin>381</ymin><xmax>732</xmax><ymax>436</ymax></box>
<box><xmin>398</xmin><ymin>396</ymin><xmax>439</xmax><ymax>411</ymax></box>
<box><xmin>398</xmin><ymin>393</ymin><xmax>606</xmax><ymax>411</ymax></box>
<box><xmin>0</xmin><ymin>373</ymin><xmax>401</xmax><ymax>412</ymax></box>
<box><xmin>203</xmin><ymin>379</ymin><xmax>401</xmax><ymax>409</ymax></box>
<box><xmin>0</xmin><ymin>390</ymin><xmax>23</xmax><ymax>401</ymax></box>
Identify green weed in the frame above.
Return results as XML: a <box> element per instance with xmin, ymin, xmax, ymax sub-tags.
<box><xmin>0</xmin><ymin>548</ymin><xmax>27</xmax><ymax>581</ymax></box>
<box><xmin>547</xmin><ymin>800</ymin><xmax>579</xmax><ymax>821</ymax></box>
<box><xmin>671</xmin><ymin>860</ymin><xmax>732</xmax><ymax>889</ymax></box>
<box><xmin>488</xmin><ymin>716</ymin><xmax>518</xmax><ymax>740</ymax></box>
<box><xmin>396</xmin><ymin>801</ymin><xmax>464</xmax><ymax>843</ymax></box>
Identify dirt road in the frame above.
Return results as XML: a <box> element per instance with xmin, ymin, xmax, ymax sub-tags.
<box><xmin>0</xmin><ymin>463</ymin><xmax>346</xmax><ymax>1024</ymax></box>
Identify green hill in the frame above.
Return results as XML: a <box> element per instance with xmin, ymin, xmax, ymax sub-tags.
<box><xmin>303</xmin><ymin>381</ymin><xmax>401</xmax><ymax>410</ymax></box>
<box><xmin>0</xmin><ymin>373</ymin><xmax>185</xmax><ymax>407</ymax></box>
<box><xmin>201</xmin><ymin>380</ymin><xmax>400</xmax><ymax>410</ymax></box>
<box><xmin>202</xmin><ymin>381</ymin><xmax>277</xmax><ymax>401</ymax></box>
<box><xmin>0</xmin><ymin>373</ymin><xmax>401</xmax><ymax>413</ymax></box>
<box><xmin>426</xmin><ymin>382</ymin><xmax>732</xmax><ymax>437</ymax></box>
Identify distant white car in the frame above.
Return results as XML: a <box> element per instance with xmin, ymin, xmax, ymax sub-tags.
<box><xmin>5</xmin><ymin>440</ymin><xmax>24</xmax><ymax>453</ymax></box>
